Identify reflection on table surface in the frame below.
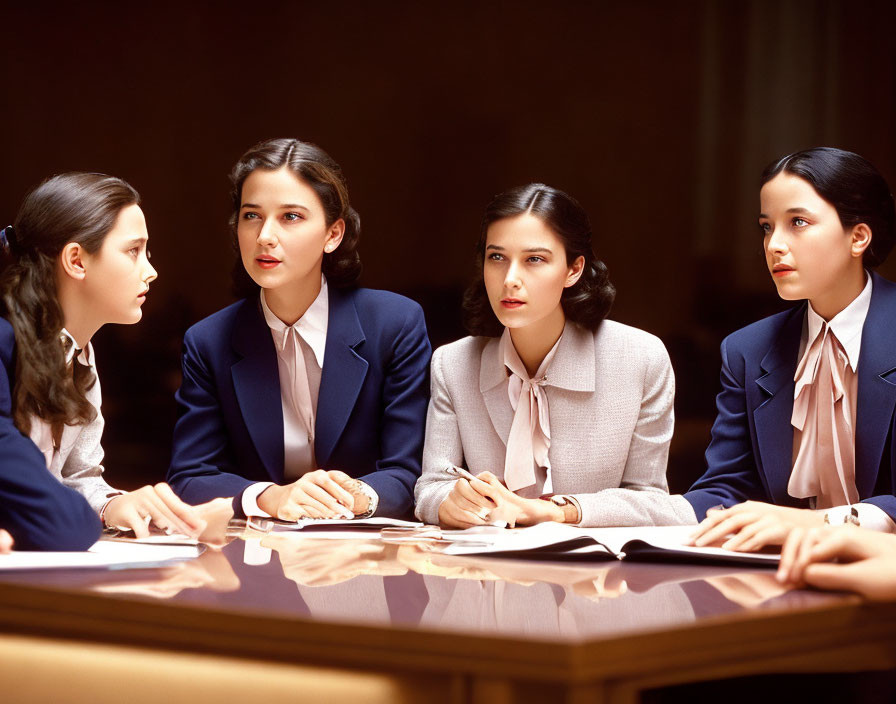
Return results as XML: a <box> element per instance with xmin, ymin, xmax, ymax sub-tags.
<box><xmin>0</xmin><ymin>528</ymin><xmax>847</xmax><ymax>643</ymax></box>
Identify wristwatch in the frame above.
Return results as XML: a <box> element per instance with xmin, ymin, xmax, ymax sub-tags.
<box><xmin>354</xmin><ymin>481</ymin><xmax>379</xmax><ymax>518</ymax></box>
<box><xmin>549</xmin><ymin>495</ymin><xmax>582</xmax><ymax>524</ymax></box>
<box><xmin>824</xmin><ymin>505</ymin><xmax>860</xmax><ymax>526</ymax></box>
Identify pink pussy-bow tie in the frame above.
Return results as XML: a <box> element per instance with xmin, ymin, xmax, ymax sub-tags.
<box><xmin>789</xmin><ymin>322</ymin><xmax>859</xmax><ymax>508</ymax></box>
<box><xmin>500</xmin><ymin>330</ymin><xmax>559</xmax><ymax>493</ymax></box>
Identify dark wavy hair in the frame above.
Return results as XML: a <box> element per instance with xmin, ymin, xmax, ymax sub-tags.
<box><xmin>462</xmin><ymin>183</ymin><xmax>616</xmax><ymax>336</ymax></box>
<box><xmin>761</xmin><ymin>147</ymin><xmax>896</xmax><ymax>267</ymax></box>
<box><xmin>229</xmin><ymin>138</ymin><xmax>362</xmax><ymax>297</ymax></box>
<box><xmin>0</xmin><ymin>172</ymin><xmax>140</xmax><ymax>442</ymax></box>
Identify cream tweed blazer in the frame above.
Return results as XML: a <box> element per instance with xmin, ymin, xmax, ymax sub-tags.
<box><xmin>414</xmin><ymin>320</ymin><xmax>695</xmax><ymax>527</ymax></box>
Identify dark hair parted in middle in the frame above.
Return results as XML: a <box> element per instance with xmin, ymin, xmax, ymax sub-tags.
<box><xmin>462</xmin><ymin>183</ymin><xmax>616</xmax><ymax>336</ymax></box>
<box><xmin>761</xmin><ymin>146</ymin><xmax>896</xmax><ymax>268</ymax></box>
<box><xmin>229</xmin><ymin>138</ymin><xmax>362</xmax><ymax>297</ymax></box>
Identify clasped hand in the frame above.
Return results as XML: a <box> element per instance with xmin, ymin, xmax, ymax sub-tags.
<box><xmin>258</xmin><ymin>470</ymin><xmax>370</xmax><ymax>521</ymax></box>
<box><xmin>437</xmin><ymin>470</ymin><xmax>563</xmax><ymax>529</ymax></box>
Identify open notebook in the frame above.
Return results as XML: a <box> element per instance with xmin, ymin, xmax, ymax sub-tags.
<box><xmin>440</xmin><ymin>524</ymin><xmax>780</xmax><ymax>567</ymax></box>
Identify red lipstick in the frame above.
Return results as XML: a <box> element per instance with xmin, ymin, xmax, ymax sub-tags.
<box><xmin>501</xmin><ymin>298</ymin><xmax>524</xmax><ymax>309</ymax></box>
<box><xmin>256</xmin><ymin>255</ymin><xmax>281</xmax><ymax>270</ymax></box>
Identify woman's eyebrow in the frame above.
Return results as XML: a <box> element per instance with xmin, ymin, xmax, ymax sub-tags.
<box><xmin>759</xmin><ymin>207</ymin><xmax>813</xmax><ymax>218</ymax></box>
<box><xmin>240</xmin><ymin>202</ymin><xmax>311</xmax><ymax>211</ymax></box>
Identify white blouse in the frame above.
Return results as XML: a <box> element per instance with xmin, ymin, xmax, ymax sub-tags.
<box><xmin>28</xmin><ymin>329</ymin><xmax>120</xmax><ymax>514</ymax></box>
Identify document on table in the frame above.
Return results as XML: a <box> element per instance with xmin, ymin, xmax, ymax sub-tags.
<box><xmin>264</xmin><ymin>516</ymin><xmax>425</xmax><ymax>533</ymax></box>
<box><xmin>440</xmin><ymin>523</ymin><xmax>780</xmax><ymax>566</ymax></box>
<box><xmin>0</xmin><ymin>539</ymin><xmax>204</xmax><ymax>571</ymax></box>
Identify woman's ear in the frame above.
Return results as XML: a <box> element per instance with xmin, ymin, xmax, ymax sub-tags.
<box><xmin>851</xmin><ymin>223</ymin><xmax>872</xmax><ymax>259</ymax></box>
<box><xmin>323</xmin><ymin>219</ymin><xmax>345</xmax><ymax>254</ymax></box>
<box><xmin>59</xmin><ymin>242</ymin><xmax>87</xmax><ymax>281</ymax></box>
<box><xmin>565</xmin><ymin>255</ymin><xmax>586</xmax><ymax>288</ymax></box>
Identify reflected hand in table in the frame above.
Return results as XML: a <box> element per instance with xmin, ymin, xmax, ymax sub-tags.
<box><xmin>260</xmin><ymin>534</ymin><xmax>408</xmax><ymax>587</ymax></box>
<box><xmin>395</xmin><ymin>543</ymin><xmax>628</xmax><ymax>601</ymax></box>
<box><xmin>93</xmin><ymin>549</ymin><xmax>241</xmax><ymax>599</ymax></box>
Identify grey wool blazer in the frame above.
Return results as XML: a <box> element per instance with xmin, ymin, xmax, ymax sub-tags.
<box><xmin>414</xmin><ymin>320</ymin><xmax>695</xmax><ymax>527</ymax></box>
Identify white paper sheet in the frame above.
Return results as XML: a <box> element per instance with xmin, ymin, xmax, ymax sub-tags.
<box><xmin>267</xmin><ymin>516</ymin><xmax>425</xmax><ymax>531</ymax></box>
<box><xmin>0</xmin><ymin>540</ymin><xmax>204</xmax><ymax>571</ymax></box>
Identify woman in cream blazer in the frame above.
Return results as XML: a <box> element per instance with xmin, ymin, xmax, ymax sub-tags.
<box><xmin>414</xmin><ymin>184</ymin><xmax>694</xmax><ymax>528</ymax></box>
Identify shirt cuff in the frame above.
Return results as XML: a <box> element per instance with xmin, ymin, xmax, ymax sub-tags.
<box><xmin>823</xmin><ymin>503</ymin><xmax>896</xmax><ymax>533</ymax></box>
<box><xmin>242</xmin><ymin>482</ymin><xmax>277</xmax><ymax>518</ymax></box>
<box><xmin>99</xmin><ymin>492</ymin><xmax>126</xmax><ymax>525</ymax></box>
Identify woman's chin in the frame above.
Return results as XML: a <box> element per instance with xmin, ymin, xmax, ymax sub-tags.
<box><xmin>772</xmin><ymin>283</ymin><xmax>803</xmax><ymax>302</ymax></box>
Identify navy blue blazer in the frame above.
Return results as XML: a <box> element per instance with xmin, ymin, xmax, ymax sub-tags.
<box><xmin>685</xmin><ymin>272</ymin><xmax>896</xmax><ymax>522</ymax></box>
<box><xmin>167</xmin><ymin>286</ymin><xmax>431</xmax><ymax>518</ymax></box>
<box><xmin>0</xmin><ymin>318</ymin><xmax>102</xmax><ymax>550</ymax></box>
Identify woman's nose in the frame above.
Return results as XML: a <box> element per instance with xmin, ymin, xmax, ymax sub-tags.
<box><xmin>256</xmin><ymin>219</ymin><xmax>278</xmax><ymax>245</ymax></box>
<box><xmin>504</xmin><ymin>261</ymin><xmax>522</xmax><ymax>288</ymax></box>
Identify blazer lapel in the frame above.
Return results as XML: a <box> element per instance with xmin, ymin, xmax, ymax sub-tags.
<box><xmin>855</xmin><ymin>273</ymin><xmax>896</xmax><ymax>497</ymax></box>
<box><xmin>315</xmin><ymin>288</ymin><xmax>369</xmax><ymax>466</ymax></box>
<box><xmin>479</xmin><ymin>322</ymin><xmax>594</xmax><ymax>448</ymax></box>
<box><xmin>546</xmin><ymin>321</ymin><xmax>595</xmax><ymax>393</ymax></box>
<box><xmin>752</xmin><ymin>305</ymin><xmax>804</xmax><ymax>503</ymax></box>
<box><xmin>231</xmin><ymin>299</ymin><xmax>284</xmax><ymax>482</ymax></box>
<box><xmin>480</xmin><ymin>337</ymin><xmax>513</xmax><ymax>446</ymax></box>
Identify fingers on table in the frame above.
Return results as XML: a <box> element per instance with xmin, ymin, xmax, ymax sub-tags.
<box><xmin>802</xmin><ymin>562</ymin><xmax>867</xmax><ymax>594</ymax></box>
<box><xmin>721</xmin><ymin>517</ymin><xmax>786</xmax><ymax>552</ymax></box>
<box><xmin>152</xmin><ymin>483</ymin><xmax>205</xmax><ymax>531</ymax></box>
<box><xmin>692</xmin><ymin>510</ymin><xmax>758</xmax><ymax>547</ymax></box>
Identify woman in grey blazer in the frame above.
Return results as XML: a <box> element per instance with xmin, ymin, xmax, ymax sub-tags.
<box><xmin>414</xmin><ymin>184</ymin><xmax>693</xmax><ymax>528</ymax></box>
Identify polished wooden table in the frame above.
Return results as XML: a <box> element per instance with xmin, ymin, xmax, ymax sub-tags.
<box><xmin>2</xmin><ymin>529</ymin><xmax>896</xmax><ymax>704</ymax></box>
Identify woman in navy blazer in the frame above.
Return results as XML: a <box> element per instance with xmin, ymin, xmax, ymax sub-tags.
<box><xmin>167</xmin><ymin>139</ymin><xmax>431</xmax><ymax>520</ymax></box>
<box><xmin>1</xmin><ymin>319</ymin><xmax>100</xmax><ymax>550</ymax></box>
<box><xmin>685</xmin><ymin>148</ymin><xmax>896</xmax><ymax>552</ymax></box>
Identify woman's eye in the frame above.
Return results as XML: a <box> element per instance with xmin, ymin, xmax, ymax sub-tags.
<box><xmin>793</xmin><ymin>217</ymin><xmax>808</xmax><ymax>227</ymax></box>
<box><xmin>487</xmin><ymin>253</ymin><xmax>504</xmax><ymax>261</ymax></box>
<box><xmin>283</xmin><ymin>212</ymin><xmax>304</xmax><ymax>222</ymax></box>
<box><xmin>242</xmin><ymin>212</ymin><xmax>260</xmax><ymax>220</ymax></box>
<box><xmin>758</xmin><ymin>222</ymin><xmax>771</xmax><ymax>234</ymax></box>
<box><xmin>527</xmin><ymin>256</ymin><xmax>545</xmax><ymax>263</ymax></box>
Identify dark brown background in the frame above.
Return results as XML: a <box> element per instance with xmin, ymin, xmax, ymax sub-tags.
<box><xmin>2</xmin><ymin>0</ymin><xmax>894</xmax><ymax>492</ymax></box>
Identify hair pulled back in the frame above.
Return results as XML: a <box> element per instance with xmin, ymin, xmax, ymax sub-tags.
<box><xmin>462</xmin><ymin>183</ymin><xmax>615</xmax><ymax>336</ymax></box>
<box><xmin>0</xmin><ymin>172</ymin><xmax>139</xmax><ymax>439</ymax></box>
<box><xmin>761</xmin><ymin>147</ymin><xmax>896</xmax><ymax>267</ymax></box>
<box><xmin>229</xmin><ymin>138</ymin><xmax>362</xmax><ymax>296</ymax></box>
